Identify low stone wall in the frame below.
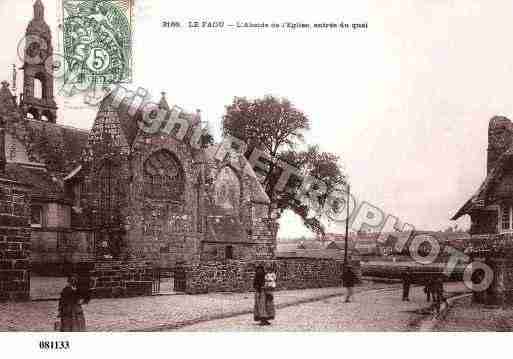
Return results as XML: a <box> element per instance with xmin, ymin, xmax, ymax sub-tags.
<box><xmin>177</xmin><ymin>258</ymin><xmax>345</xmax><ymax>294</ymax></box>
<box><xmin>0</xmin><ymin>178</ymin><xmax>31</xmax><ymax>302</ymax></box>
<box><xmin>74</xmin><ymin>260</ymin><xmax>156</xmax><ymax>298</ymax></box>
<box><xmin>0</xmin><ymin>226</ymin><xmax>31</xmax><ymax>301</ymax></box>
<box><xmin>361</xmin><ymin>262</ymin><xmax>465</xmax><ymax>282</ymax></box>
<box><xmin>473</xmin><ymin>258</ymin><xmax>513</xmax><ymax>305</ymax></box>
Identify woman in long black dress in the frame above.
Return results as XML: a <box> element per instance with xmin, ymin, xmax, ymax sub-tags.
<box><xmin>253</xmin><ymin>264</ymin><xmax>274</xmax><ymax>326</ymax></box>
<box><xmin>58</xmin><ymin>275</ymin><xmax>90</xmax><ymax>331</ymax></box>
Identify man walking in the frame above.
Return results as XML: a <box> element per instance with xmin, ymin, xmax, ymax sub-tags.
<box><xmin>432</xmin><ymin>275</ymin><xmax>445</xmax><ymax>314</ymax></box>
<box><xmin>402</xmin><ymin>271</ymin><xmax>412</xmax><ymax>301</ymax></box>
<box><xmin>424</xmin><ymin>276</ymin><xmax>433</xmax><ymax>302</ymax></box>
<box><xmin>343</xmin><ymin>265</ymin><xmax>356</xmax><ymax>303</ymax></box>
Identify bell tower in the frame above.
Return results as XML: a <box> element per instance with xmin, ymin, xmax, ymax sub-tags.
<box><xmin>21</xmin><ymin>0</ymin><xmax>57</xmax><ymax>123</ymax></box>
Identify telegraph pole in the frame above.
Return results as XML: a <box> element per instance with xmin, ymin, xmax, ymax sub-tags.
<box><xmin>344</xmin><ymin>184</ymin><xmax>350</xmax><ymax>266</ymax></box>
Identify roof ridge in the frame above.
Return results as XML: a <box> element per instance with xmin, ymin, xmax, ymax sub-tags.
<box><xmin>452</xmin><ymin>141</ymin><xmax>513</xmax><ymax>219</ymax></box>
<box><xmin>26</xmin><ymin>118</ymin><xmax>89</xmax><ymax>133</ymax></box>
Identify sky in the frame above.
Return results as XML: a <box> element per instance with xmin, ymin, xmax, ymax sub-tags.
<box><xmin>2</xmin><ymin>0</ymin><xmax>513</xmax><ymax>238</ymax></box>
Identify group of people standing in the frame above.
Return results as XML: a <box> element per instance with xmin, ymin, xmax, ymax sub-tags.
<box><xmin>424</xmin><ymin>276</ymin><xmax>445</xmax><ymax>308</ymax></box>
<box><xmin>402</xmin><ymin>272</ymin><xmax>446</xmax><ymax>312</ymax></box>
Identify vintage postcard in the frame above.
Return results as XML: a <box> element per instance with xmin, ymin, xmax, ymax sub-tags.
<box><xmin>0</xmin><ymin>0</ymin><xmax>510</xmax><ymax>358</ymax></box>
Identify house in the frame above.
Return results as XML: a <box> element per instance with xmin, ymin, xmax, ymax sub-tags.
<box><xmin>275</xmin><ymin>249</ymin><xmax>346</xmax><ymax>260</ymax></box>
<box><xmin>452</xmin><ymin>116</ymin><xmax>513</xmax><ymax>236</ymax></box>
<box><xmin>325</xmin><ymin>241</ymin><xmax>343</xmax><ymax>250</ymax></box>
<box><xmin>276</xmin><ymin>239</ymin><xmax>356</xmax><ymax>260</ymax></box>
<box><xmin>297</xmin><ymin>241</ymin><xmax>324</xmax><ymax>250</ymax></box>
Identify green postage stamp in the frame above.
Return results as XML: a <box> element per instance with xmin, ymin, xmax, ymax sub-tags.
<box><xmin>62</xmin><ymin>0</ymin><xmax>133</xmax><ymax>87</ymax></box>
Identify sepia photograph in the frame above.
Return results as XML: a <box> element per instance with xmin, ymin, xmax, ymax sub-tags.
<box><xmin>0</xmin><ymin>0</ymin><xmax>512</xmax><ymax>357</ymax></box>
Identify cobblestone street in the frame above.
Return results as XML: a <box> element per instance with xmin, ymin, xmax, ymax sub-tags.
<box><xmin>0</xmin><ymin>281</ymin><xmax>469</xmax><ymax>332</ymax></box>
<box><xmin>176</xmin><ymin>282</ymin><xmax>468</xmax><ymax>331</ymax></box>
<box><xmin>436</xmin><ymin>296</ymin><xmax>513</xmax><ymax>331</ymax></box>
<box><xmin>0</xmin><ymin>282</ymin><xmax>383</xmax><ymax>331</ymax></box>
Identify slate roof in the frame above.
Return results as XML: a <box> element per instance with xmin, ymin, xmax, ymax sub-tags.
<box><xmin>25</xmin><ymin>119</ymin><xmax>88</xmax><ymax>174</ymax></box>
<box><xmin>97</xmin><ymin>91</ymin><xmax>195</xmax><ymax>148</ymax></box>
<box><xmin>0</xmin><ymin>82</ymin><xmax>20</xmax><ymax>120</ymax></box>
<box><xmin>319</xmin><ymin>233</ymin><xmax>346</xmax><ymax>242</ymax></box>
<box><xmin>4</xmin><ymin>163</ymin><xmax>67</xmax><ymax>203</ymax></box>
<box><xmin>452</xmin><ymin>116</ymin><xmax>513</xmax><ymax>220</ymax></box>
<box><xmin>325</xmin><ymin>241</ymin><xmax>344</xmax><ymax>250</ymax></box>
<box><xmin>276</xmin><ymin>242</ymin><xmax>300</xmax><ymax>252</ymax></box>
<box><xmin>0</xmin><ymin>82</ymin><xmax>88</xmax><ymax>175</ymax></box>
<box><xmin>297</xmin><ymin>241</ymin><xmax>324</xmax><ymax>250</ymax></box>
<box><xmin>275</xmin><ymin>249</ymin><xmax>346</xmax><ymax>260</ymax></box>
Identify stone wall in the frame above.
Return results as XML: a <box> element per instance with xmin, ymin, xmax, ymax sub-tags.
<box><xmin>31</xmin><ymin>230</ymin><xmax>94</xmax><ymax>274</ymax></box>
<box><xmin>177</xmin><ymin>258</ymin><xmax>344</xmax><ymax>294</ymax></box>
<box><xmin>474</xmin><ymin>258</ymin><xmax>513</xmax><ymax>305</ymax></box>
<box><xmin>470</xmin><ymin>210</ymin><xmax>498</xmax><ymax>235</ymax></box>
<box><xmin>0</xmin><ymin>179</ymin><xmax>31</xmax><ymax>301</ymax></box>
<box><xmin>0</xmin><ymin>226</ymin><xmax>31</xmax><ymax>301</ymax></box>
<box><xmin>86</xmin><ymin>260</ymin><xmax>156</xmax><ymax>298</ymax></box>
<box><xmin>200</xmin><ymin>242</ymin><xmax>255</xmax><ymax>262</ymax></box>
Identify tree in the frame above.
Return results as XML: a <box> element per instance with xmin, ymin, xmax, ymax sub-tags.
<box><xmin>222</xmin><ymin>95</ymin><xmax>346</xmax><ymax>235</ymax></box>
<box><xmin>223</xmin><ymin>95</ymin><xmax>309</xmax><ymax>156</ymax></box>
<box><xmin>273</xmin><ymin>146</ymin><xmax>347</xmax><ymax>234</ymax></box>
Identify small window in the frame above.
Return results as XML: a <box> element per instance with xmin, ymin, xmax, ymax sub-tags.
<box><xmin>502</xmin><ymin>206</ymin><xmax>510</xmax><ymax>230</ymax></box>
<box><xmin>225</xmin><ymin>245</ymin><xmax>234</xmax><ymax>260</ymax></box>
<box><xmin>8</xmin><ymin>143</ymin><xmax>16</xmax><ymax>161</ymax></box>
<box><xmin>34</xmin><ymin>78</ymin><xmax>43</xmax><ymax>99</ymax></box>
<box><xmin>501</xmin><ymin>205</ymin><xmax>513</xmax><ymax>232</ymax></box>
<box><xmin>31</xmin><ymin>205</ymin><xmax>43</xmax><ymax>227</ymax></box>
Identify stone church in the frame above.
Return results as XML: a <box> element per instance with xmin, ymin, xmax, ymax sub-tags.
<box><xmin>0</xmin><ymin>0</ymin><xmax>277</xmax><ymax>273</ymax></box>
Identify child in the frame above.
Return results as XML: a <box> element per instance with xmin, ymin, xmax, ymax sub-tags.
<box><xmin>265</xmin><ymin>268</ymin><xmax>277</xmax><ymax>289</ymax></box>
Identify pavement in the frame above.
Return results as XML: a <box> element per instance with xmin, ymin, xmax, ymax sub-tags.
<box><xmin>0</xmin><ymin>280</ymin><xmax>468</xmax><ymax>332</ymax></box>
<box><xmin>435</xmin><ymin>295</ymin><xmax>513</xmax><ymax>331</ymax></box>
<box><xmin>175</xmin><ymin>282</ymin><xmax>468</xmax><ymax>332</ymax></box>
<box><xmin>0</xmin><ymin>282</ymin><xmax>384</xmax><ymax>331</ymax></box>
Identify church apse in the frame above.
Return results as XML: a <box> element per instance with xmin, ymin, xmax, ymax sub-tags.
<box><xmin>129</xmin><ymin>146</ymin><xmax>200</xmax><ymax>268</ymax></box>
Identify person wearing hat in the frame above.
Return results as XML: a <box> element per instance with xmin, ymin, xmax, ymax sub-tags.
<box><xmin>342</xmin><ymin>264</ymin><xmax>356</xmax><ymax>303</ymax></box>
<box><xmin>402</xmin><ymin>271</ymin><xmax>412</xmax><ymax>301</ymax></box>
<box><xmin>57</xmin><ymin>275</ymin><xmax>90</xmax><ymax>331</ymax></box>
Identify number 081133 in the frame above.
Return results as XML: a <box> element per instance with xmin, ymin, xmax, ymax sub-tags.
<box><xmin>39</xmin><ymin>341</ymin><xmax>70</xmax><ymax>350</ymax></box>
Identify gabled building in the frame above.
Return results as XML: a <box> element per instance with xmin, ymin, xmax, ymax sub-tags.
<box><xmin>453</xmin><ymin>116</ymin><xmax>513</xmax><ymax>235</ymax></box>
<box><xmin>325</xmin><ymin>241</ymin><xmax>343</xmax><ymax>250</ymax></box>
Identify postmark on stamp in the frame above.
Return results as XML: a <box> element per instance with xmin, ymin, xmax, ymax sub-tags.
<box><xmin>61</xmin><ymin>0</ymin><xmax>133</xmax><ymax>89</ymax></box>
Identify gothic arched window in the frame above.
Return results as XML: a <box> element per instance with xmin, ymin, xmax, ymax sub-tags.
<box><xmin>96</xmin><ymin>159</ymin><xmax>121</xmax><ymax>226</ymax></box>
<box><xmin>144</xmin><ymin>150</ymin><xmax>185</xmax><ymax>202</ymax></box>
<box><xmin>214</xmin><ymin>166</ymin><xmax>241</xmax><ymax>213</ymax></box>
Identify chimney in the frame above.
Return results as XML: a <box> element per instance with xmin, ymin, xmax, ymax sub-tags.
<box><xmin>0</xmin><ymin>117</ymin><xmax>6</xmax><ymax>173</ymax></box>
<box><xmin>487</xmin><ymin>116</ymin><xmax>513</xmax><ymax>174</ymax></box>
